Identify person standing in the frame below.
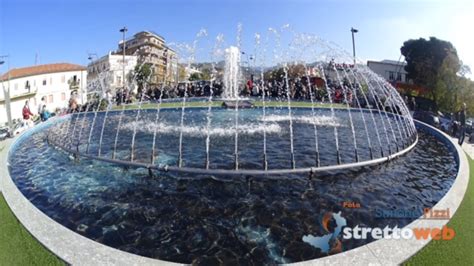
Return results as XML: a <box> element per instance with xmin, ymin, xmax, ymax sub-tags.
<box><xmin>105</xmin><ymin>90</ymin><xmax>113</xmax><ymax>109</ymax></box>
<box><xmin>458</xmin><ymin>103</ymin><xmax>467</xmax><ymax>145</ymax></box>
<box><xmin>451</xmin><ymin>112</ymin><xmax>458</xmax><ymax>137</ymax></box>
<box><xmin>38</xmin><ymin>96</ymin><xmax>47</xmax><ymax>121</ymax></box>
<box><xmin>22</xmin><ymin>100</ymin><xmax>35</xmax><ymax>127</ymax></box>
<box><xmin>68</xmin><ymin>95</ymin><xmax>78</xmax><ymax>113</ymax></box>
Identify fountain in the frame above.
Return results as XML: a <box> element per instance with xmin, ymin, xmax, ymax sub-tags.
<box><xmin>4</xmin><ymin>27</ymin><xmax>462</xmax><ymax>265</ymax></box>
<box><xmin>221</xmin><ymin>46</ymin><xmax>253</xmax><ymax>109</ymax></box>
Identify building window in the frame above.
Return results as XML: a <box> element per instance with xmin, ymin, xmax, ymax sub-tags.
<box><xmin>388</xmin><ymin>71</ymin><xmax>395</xmax><ymax>81</ymax></box>
<box><xmin>61</xmin><ymin>92</ymin><xmax>66</xmax><ymax>101</ymax></box>
<box><xmin>117</xmin><ymin>76</ymin><xmax>122</xmax><ymax>85</ymax></box>
<box><xmin>405</xmin><ymin>75</ymin><xmax>409</xmax><ymax>83</ymax></box>
<box><xmin>14</xmin><ymin>83</ymin><xmax>18</xmax><ymax>90</ymax></box>
<box><xmin>396</xmin><ymin>72</ymin><xmax>402</xmax><ymax>81</ymax></box>
<box><xmin>48</xmin><ymin>95</ymin><xmax>53</xmax><ymax>103</ymax></box>
<box><xmin>61</xmin><ymin>75</ymin><xmax>66</xmax><ymax>83</ymax></box>
<box><xmin>25</xmin><ymin>80</ymin><xmax>30</xmax><ymax>91</ymax></box>
<box><xmin>43</xmin><ymin>79</ymin><xmax>47</xmax><ymax>86</ymax></box>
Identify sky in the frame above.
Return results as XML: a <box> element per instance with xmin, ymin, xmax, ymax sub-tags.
<box><xmin>0</xmin><ymin>0</ymin><xmax>473</xmax><ymax>76</ymax></box>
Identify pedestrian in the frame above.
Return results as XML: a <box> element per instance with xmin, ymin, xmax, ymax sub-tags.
<box><xmin>105</xmin><ymin>90</ymin><xmax>113</xmax><ymax>109</ymax></box>
<box><xmin>38</xmin><ymin>96</ymin><xmax>47</xmax><ymax>121</ymax></box>
<box><xmin>22</xmin><ymin>100</ymin><xmax>35</xmax><ymax>127</ymax></box>
<box><xmin>451</xmin><ymin>112</ymin><xmax>458</xmax><ymax>137</ymax></box>
<box><xmin>458</xmin><ymin>103</ymin><xmax>467</xmax><ymax>145</ymax></box>
<box><xmin>411</xmin><ymin>97</ymin><xmax>416</xmax><ymax>111</ymax></box>
<box><xmin>68</xmin><ymin>95</ymin><xmax>78</xmax><ymax>113</ymax></box>
<box><xmin>42</xmin><ymin>105</ymin><xmax>50</xmax><ymax>121</ymax></box>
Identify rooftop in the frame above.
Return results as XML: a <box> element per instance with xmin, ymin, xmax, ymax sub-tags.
<box><xmin>367</xmin><ymin>59</ymin><xmax>406</xmax><ymax>66</ymax></box>
<box><xmin>0</xmin><ymin>63</ymin><xmax>86</xmax><ymax>81</ymax></box>
<box><xmin>135</xmin><ymin>30</ymin><xmax>165</xmax><ymax>41</ymax></box>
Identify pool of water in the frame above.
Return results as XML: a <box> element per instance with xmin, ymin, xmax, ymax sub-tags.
<box><xmin>45</xmin><ymin>107</ymin><xmax>414</xmax><ymax>170</ymax></box>
<box><xmin>8</xmin><ymin>108</ymin><xmax>456</xmax><ymax>264</ymax></box>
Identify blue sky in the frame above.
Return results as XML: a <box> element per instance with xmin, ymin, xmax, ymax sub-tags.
<box><xmin>1</xmin><ymin>0</ymin><xmax>473</xmax><ymax>74</ymax></box>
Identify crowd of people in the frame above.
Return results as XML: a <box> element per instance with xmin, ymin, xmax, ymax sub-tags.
<box><xmin>21</xmin><ymin>97</ymin><xmax>51</xmax><ymax>126</ymax></box>
<box><xmin>113</xmin><ymin>76</ymin><xmax>382</xmax><ymax>109</ymax></box>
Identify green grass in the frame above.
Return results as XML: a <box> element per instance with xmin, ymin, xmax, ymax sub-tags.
<box><xmin>112</xmin><ymin>100</ymin><xmax>345</xmax><ymax>111</ymax></box>
<box><xmin>0</xmin><ymin>193</ymin><xmax>64</xmax><ymax>265</ymax></box>
<box><xmin>404</xmin><ymin>154</ymin><xmax>474</xmax><ymax>265</ymax></box>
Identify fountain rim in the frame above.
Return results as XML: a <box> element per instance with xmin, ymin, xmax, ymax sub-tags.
<box><xmin>48</xmin><ymin>135</ymin><xmax>418</xmax><ymax>177</ymax></box>
<box><xmin>46</xmin><ymin>106</ymin><xmax>418</xmax><ymax>177</ymax></box>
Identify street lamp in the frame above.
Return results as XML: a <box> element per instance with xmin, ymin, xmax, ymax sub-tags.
<box><xmin>0</xmin><ymin>55</ymin><xmax>12</xmax><ymax>133</ymax></box>
<box><xmin>119</xmin><ymin>27</ymin><xmax>128</xmax><ymax>90</ymax></box>
<box><xmin>241</xmin><ymin>51</ymin><xmax>254</xmax><ymax>74</ymax></box>
<box><xmin>351</xmin><ymin>27</ymin><xmax>358</xmax><ymax>66</ymax></box>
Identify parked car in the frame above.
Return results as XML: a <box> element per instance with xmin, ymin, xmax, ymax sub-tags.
<box><xmin>438</xmin><ymin>112</ymin><xmax>452</xmax><ymax>133</ymax></box>
<box><xmin>413</xmin><ymin>111</ymin><xmax>440</xmax><ymax>128</ymax></box>
<box><xmin>11</xmin><ymin>121</ymin><xmax>29</xmax><ymax>136</ymax></box>
<box><xmin>0</xmin><ymin>127</ymin><xmax>10</xmax><ymax>141</ymax></box>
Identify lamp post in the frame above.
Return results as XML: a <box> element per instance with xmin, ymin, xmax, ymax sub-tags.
<box><xmin>241</xmin><ymin>51</ymin><xmax>254</xmax><ymax>74</ymax></box>
<box><xmin>119</xmin><ymin>27</ymin><xmax>128</xmax><ymax>91</ymax></box>
<box><xmin>0</xmin><ymin>55</ymin><xmax>12</xmax><ymax>133</ymax></box>
<box><xmin>351</xmin><ymin>27</ymin><xmax>358</xmax><ymax>66</ymax></box>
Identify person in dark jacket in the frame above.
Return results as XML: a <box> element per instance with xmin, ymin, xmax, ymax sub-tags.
<box><xmin>458</xmin><ymin>103</ymin><xmax>467</xmax><ymax>145</ymax></box>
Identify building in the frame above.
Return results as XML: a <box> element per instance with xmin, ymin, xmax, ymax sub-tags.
<box><xmin>367</xmin><ymin>59</ymin><xmax>428</xmax><ymax>96</ymax></box>
<box><xmin>0</xmin><ymin>63</ymin><xmax>86</xmax><ymax>124</ymax></box>
<box><xmin>87</xmin><ymin>52</ymin><xmax>137</xmax><ymax>95</ymax></box>
<box><xmin>367</xmin><ymin>59</ymin><xmax>410</xmax><ymax>84</ymax></box>
<box><xmin>118</xmin><ymin>31</ymin><xmax>178</xmax><ymax>84</ymax></box>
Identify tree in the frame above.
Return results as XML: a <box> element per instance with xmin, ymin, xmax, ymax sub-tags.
<box><xmin>458</xmin><ymin>62</ymin><xmax>471</xmax><ymax>78</ymax></box>
<box><xmin>200</xmin><ymin>68</ymin><xmax>212</xmax><ymax>81</ymax></box>
<box><xmin>287</xmin><ymin>64</ymin><xmax>306</xmax><ymax>79</ymax></box>
<box><xmin>189</xmin><ymin>72</ymin><xmax>201</xmax><ymax>81</ymax></box>
<box><xmin>400</xmin><ymin>37</ymin><xmax>461</xmax><ymax>105</ymax></box>
<box><xmin>263</xmin><ymin>63</ymin><xmax>308</xmax><ymax>82</ymax></box>
<box><xmin>134</xmin><ymin>63</ymin><xmax>152</xmax><ymax>95</ymax></box>
<box><xmin>178</xmin><ymin>65</ymin><xmax>187</xmax><ymax>82</ymax></box>
<box><xmin>436</xmin><ymin>53</ymin><xmax>462</xmax><ymax>111</ymax></box>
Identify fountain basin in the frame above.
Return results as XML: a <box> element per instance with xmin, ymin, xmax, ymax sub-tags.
<box><xmin>2</xmin><ymin>105</ymin><xmax>465</xmax><ymax>264</ymax></box>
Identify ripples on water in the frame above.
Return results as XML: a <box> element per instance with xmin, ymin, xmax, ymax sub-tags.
<box><xmin>8</xmin><ymin>109</ymin><xmax>457</xmax><ymax>264</ymax></box>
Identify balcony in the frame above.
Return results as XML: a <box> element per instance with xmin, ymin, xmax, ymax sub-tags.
<box><xmin>68</xmin><ymin>79</ymin><xmax>80</xmax><ymax>90</ymax></box>
<box><xmin>0</xmin><ymin>89</ymin><xmax>37</xmax><ymax>104</ymax></box>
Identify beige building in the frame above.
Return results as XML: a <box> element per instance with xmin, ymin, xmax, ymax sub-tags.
<box><xmin>0</xmin><ymin>63</ymin><xmax>87</xmax><ymax>124</ymax></box>
<box><xmin>118</xmin><ymin>31</ymin><xmax>177</xmax><ymax>84</ymax></box>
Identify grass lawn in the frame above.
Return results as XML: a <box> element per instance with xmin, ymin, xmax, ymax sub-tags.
<box><xmin>0</xmin><ymin>193</ymin><xmax>63</xmax><ymax>265</ymax></box>
<box><xmin>404</xmin><ymin>154</ymin><xmax>474</xmax><ymax>265</ymax></box>
<box><xmin>112</xmin><ymin>100</ymin><xmax>345</xmax><ymax>111</ymax></box>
